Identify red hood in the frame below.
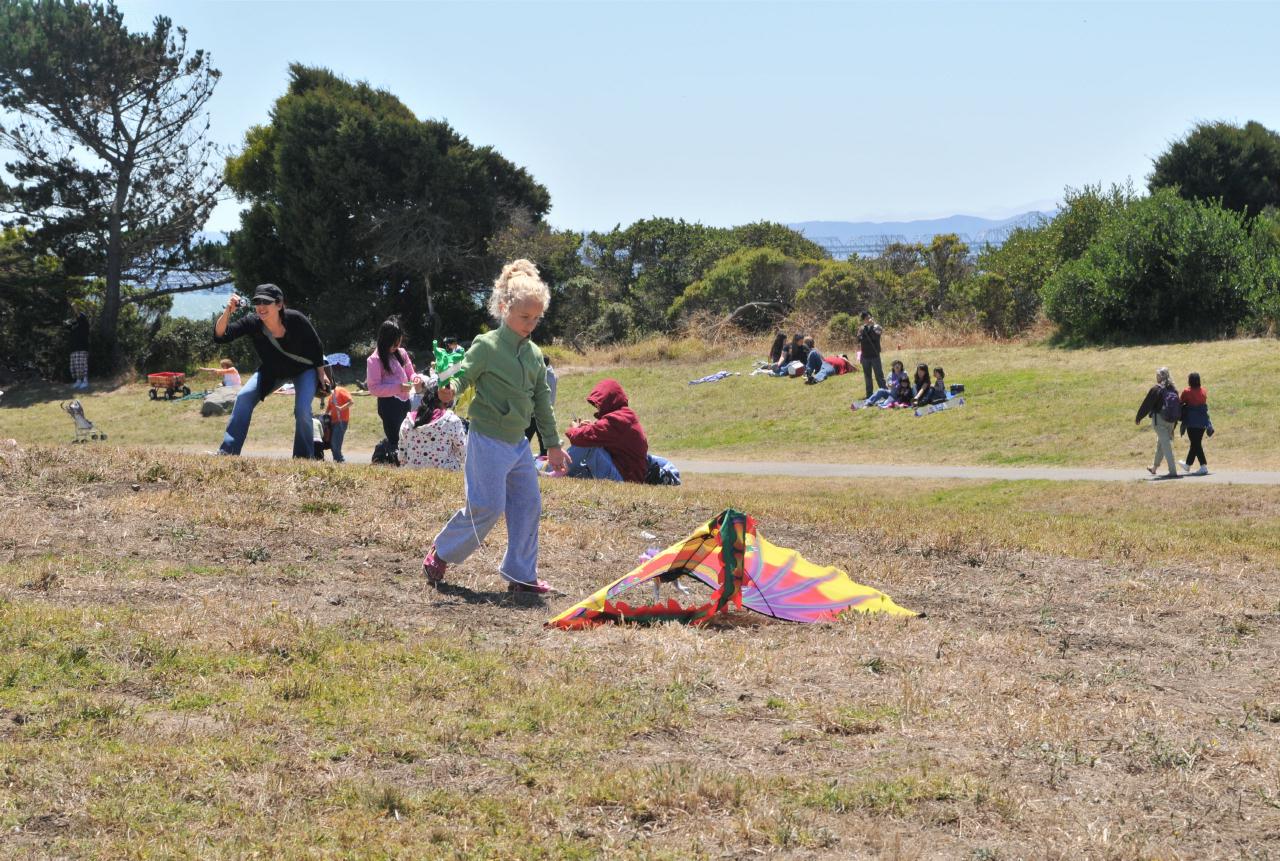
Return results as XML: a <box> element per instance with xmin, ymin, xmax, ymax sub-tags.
<box><xmin>587</xmin><ymin>378</ymin><xmax>629</xmax><ymax>418</ymax></box>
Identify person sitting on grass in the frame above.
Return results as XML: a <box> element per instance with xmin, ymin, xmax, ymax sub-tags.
<box><xmin>398</xmin><ymin>375</ymin><xmax>467</xmax><ymax>471</ymax></box>
<box><xmin>757</xmin><ymin>333</ymin><xmax>809</xmax><ymax>376</ymax></box>
<box><xmin>199</xmin><ymin>359</ymin><xmax>241</xmax><ymax>388</ymax></box>
<box><xmin>767</xmin><ymin>330</ymin><xmax>786</xmax><ymax>365</ymax></box>
<box><xmin>890</xmin><ymin>371</ymin><xmax>915</xmax><ymax>406</ymax></box>
<box><xmin>564</xmin><ymin>378</ymin><xmax>649</xmax><ymax>482</ymax></box>
<box><xmin>860</xmin><ymin>359</ymin><xmax>906</xmax><ymax>407</ymax></box>
<box><xmin>910</xmin><ymin>363</ymin><xmax>934</xmax><ymax>408</ymax></box>
<box><xmin>930</xmin><ymin>367</ymin><xmax>949</xmax><ymax>403</ymax></box>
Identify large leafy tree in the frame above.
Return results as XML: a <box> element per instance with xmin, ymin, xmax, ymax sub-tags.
<box><xmin>0</xmin><ymin>226</ymin><xmax>82</xmax><ymax>377</ymax></box>
<box><xmin>0</xmin><ymin>0</ymin><xmax>226</xmax><ymax>363</ymax></box>
<box><xmin>1149</xmin><ymin>120</ymin><xmax>1280</xmax><ymax>218</ymax></box>
<box><xmin>225</xmin><ymin>65</ymin><xmax>550</xmax><ymax>348</ymax></box>
<box><xmin>1043</xmin><ymin>188</ymin><xmax>1255</xmax><ymax>342</ymax></box>
<box><xmin>584</xmin><ymin>218</ymin><xmax>827</xmax><ymax>333</ymax></box>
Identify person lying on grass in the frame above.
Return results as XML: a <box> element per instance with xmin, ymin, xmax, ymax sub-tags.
<box><xmin>563</xmin><ymin>378</ymin><xmax>649</xmax><ymax>482</ymax></box>
<box><xmin>805</xmin><ymin>352</ymin><xmax>855</xmax><ymax>385</ymax></box>
<box><xmin>422</xmin><ymin>259</ymin><xmax>569</xmax><ymax>595</ymax></box>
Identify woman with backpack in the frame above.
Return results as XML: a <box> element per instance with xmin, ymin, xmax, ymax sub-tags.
<box><xmin>1135</xmin><ymin>366</ymin><xmax>1180</xmax><ymax>479</ymax></box>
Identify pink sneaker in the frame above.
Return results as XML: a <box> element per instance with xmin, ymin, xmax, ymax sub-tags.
<box><xmin>422</xmin><ymin>548</ymin><xmax>447</xmax><ymax>585</ymax></box>
<box><xmin>507</xmin><ymin>577</ymin><xmax>553</xmax><ymax>595</ymax></box>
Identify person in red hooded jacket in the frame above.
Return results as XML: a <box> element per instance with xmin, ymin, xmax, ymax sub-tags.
<box><xmin>563</xmin><ymin>378</ymin><xmax>649</xmax><ymax>482</ymax></box>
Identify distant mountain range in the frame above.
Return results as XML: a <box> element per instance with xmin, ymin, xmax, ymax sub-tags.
<box><xmin>790</xmin><ymin>211</ymin><xmax>1055</xmax><ymax>253</ymax></box>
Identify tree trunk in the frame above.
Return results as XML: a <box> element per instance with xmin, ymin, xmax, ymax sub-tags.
<box><xmin>99</xmin><ymin>166</ymin><xmax>132</xmax><ymax>371</ymax></box>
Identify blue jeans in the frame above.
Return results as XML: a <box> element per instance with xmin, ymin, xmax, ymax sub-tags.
<box><xmin>220</xmin><ymin>370</ymin><xmax>317</xmax><ymax>458</ymax></box>
<box><xmin>865</xmin><ymin>388</ymin><xmax>891</xmax><ymax>405</ymax></box>
<box><xmin>805</xmin><ymin>351</ymin><xmax>824</xmax><ymax>376</ymax></box>
<box><xmin>329</xmin><ymin>420</ymin><xmax>347</xmax><ymax>463</ymax></box>
<box><xmin>813</xmin><ymin>361</ymin><xmax>837</xmax><ymax>382</ymax></box>
<box><xmin>566</xmin><ymin>444</ymin><xmax>623</xmax><ymax>481</ymax></box>
<box><xmin>434</xmin><ymin>430</ymin><xmax>542</xmax><ymax>585</ymax></box>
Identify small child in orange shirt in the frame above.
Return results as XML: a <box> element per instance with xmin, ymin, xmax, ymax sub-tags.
<box><xmin>322</xmin><ymin>385</ymin><xmax>353</xmax><ymax>463</ymax></box>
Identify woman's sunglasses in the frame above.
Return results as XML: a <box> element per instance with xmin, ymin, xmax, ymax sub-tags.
<box><xmin>251</xmin><ymin>299</ymin><xmax>276</xmax><ymax>307</ymax></box>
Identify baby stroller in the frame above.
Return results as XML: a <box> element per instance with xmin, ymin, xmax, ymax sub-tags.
<box><xmin>62</xmin><ymin>400</ymin><xmax>107</xmax><ymax>443</ymax></box>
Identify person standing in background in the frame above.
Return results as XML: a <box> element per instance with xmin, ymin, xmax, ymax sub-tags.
<box><xmin>857</xmin><ymin>310</ymin><xmax>885</xmax><ymax>399</ymax></box>
<box><xmin>68</xmin><ymin>309</ymin><xmax>90</xmax><ymax>389</ymax></box>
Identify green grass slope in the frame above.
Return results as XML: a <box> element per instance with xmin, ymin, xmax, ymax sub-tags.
<box><xmin>2</xmin><ymin>336</ymin><xmax>1276</xmax><ymax>468</ymax></box>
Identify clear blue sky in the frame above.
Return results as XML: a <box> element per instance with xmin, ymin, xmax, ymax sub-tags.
<box><xmin>114</xmin><ymin>0</ymin><xmax>1280</xmax><ymax>233</ymax></box>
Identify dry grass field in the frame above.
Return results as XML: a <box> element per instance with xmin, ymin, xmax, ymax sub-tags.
<box><xmin>2</xmin><ymin>443</ymin><xmax>1278</xmax><ymax>859</ymax></box>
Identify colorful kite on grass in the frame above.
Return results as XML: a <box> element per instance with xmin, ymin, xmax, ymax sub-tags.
<box><xmin>547</xmin><ymin>509</ymin><xmax>916</xmax><ymax>629</ymax></box>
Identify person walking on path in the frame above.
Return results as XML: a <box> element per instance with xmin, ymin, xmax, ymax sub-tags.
<box><xmin>857</xmin><ymin>311</ymin><xmax>885</xmax><ymax>399</ymax></box>
<box><xmin>68</xmin><ymin>310</ymin><xmax>90</xmax><ymax>389</ymax></box>
<box><xmin>212</xmin><ymin>284</ymin><xmax>330</xmax><ymax>458</ymax></box>
<box><xmin>366</xmin><ymin>318</ymin><xmax>416</xmax><ymax>464</ymax></box>
<box><xmin>1178</xmin><ymin>372</ymin><xmax>1214</xmax><ymax>476</ymax></box>
<box><xmin>1135</xmin><ymin>366</ymin><xmax>1180</xmax><ymax>479</ymax></box>
<box><xmin>421</xmin><ymin>259</ymin><xmax>570</xmax><ymax>595</ymax></box>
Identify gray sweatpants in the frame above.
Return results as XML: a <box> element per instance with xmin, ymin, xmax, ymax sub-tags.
<box><xmin>434</xmin><ymin>429</ymin><xmax>542</xmax><ymax>585</ymax></box>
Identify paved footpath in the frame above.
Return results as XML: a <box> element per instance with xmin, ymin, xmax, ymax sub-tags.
<box><xmin>210</xmin><ymin>448</ymin><xmax>1280</xmax><ymax>485</ymax></box>
<box><xmin>675</xmin><ymin>459</ymin><xmax>1280</xmax><ymax>485</ymax></box>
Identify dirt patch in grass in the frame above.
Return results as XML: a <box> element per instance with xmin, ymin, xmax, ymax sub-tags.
<box><xmin>1</xmin><ymin>444</ymin><xmax>1278</xmax><ymax>859</ymax></box>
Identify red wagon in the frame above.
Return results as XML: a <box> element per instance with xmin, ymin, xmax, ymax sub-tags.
<box><xmin>147</xmin><ymin>372</ymin><xmax>191</xmax><ymax>400</ymax></box>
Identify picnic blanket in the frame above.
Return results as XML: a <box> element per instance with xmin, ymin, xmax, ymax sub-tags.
<box><xmin>914</xmin><ymin>396</ymin><xmax>965</xmax><ymax>417</ymax></box>
<box><xmin>689</xmin><ymin>370</ymin><xmax>739</xmax><ymax>385</ymax></box>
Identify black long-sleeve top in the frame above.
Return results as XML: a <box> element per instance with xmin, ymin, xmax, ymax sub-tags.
<box><xmin>213</xmin><ymin>309</ymin><xmax>325</xmax><ymax>401</ymax></box>
<box><xmin>1135</xmin><ymin>383</ymin><xmax>1173</xmax><ymax>424</ymax></box>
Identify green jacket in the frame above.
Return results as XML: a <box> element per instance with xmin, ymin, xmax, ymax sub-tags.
<box><xmin>447</xmin><ymin>324</ymin><xmax>561</xmax><ymax>447</ymax></box>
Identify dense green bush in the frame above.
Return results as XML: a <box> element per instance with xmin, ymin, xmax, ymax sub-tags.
<box><xmin>587</xmin><ymin>303</ymin><xmax>634</xmax><ymax>345</ymax></box>
<box><xmin>548</xmin><ymin>275</ymin><xmax>606</xmax><ymax>342</ymax></box>
<box><xmin>826</xmin><ymin>312</ymin><xmax>859</xmax><ymax>343</ymax></box>
<box><xmin>1043</xmin><ymin>188</ymin><xmax>1255</xmax><ymax>341</ymax></box>
<box><xmin>140</xmin><ymin>316</ymin><xmax>256</xmax><ymax>375</ymax></box>
<box><xmin>1248</xmin><ymin>211</ymin><xmax>1280</xmax><ymax>331</ymax></box>
<box><xmin>667</xmin><ymin>248</ymin><xmax>819</xmax><ymax>328</ymax></box>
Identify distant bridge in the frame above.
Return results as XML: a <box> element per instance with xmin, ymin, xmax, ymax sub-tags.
<box><xmin>812</xmin><ymin>217</ymin><xmax>1047</xmax><ymax>259</ymax></box>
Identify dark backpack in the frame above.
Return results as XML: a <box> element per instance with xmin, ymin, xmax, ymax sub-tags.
<box><xmin>1159</xmin><ymin>387</ymin><xmax>1181</xmax><ymax>423</ymax></box>
<box><xmin>371</xmin><ymin>438</ymin><xmax>399</xmax><ymax>465</ymax></box>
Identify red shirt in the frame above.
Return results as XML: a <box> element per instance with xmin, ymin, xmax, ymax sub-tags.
<box><xmin>565</xmin><ymin>378</ymin><xmax>649</xmax><ymax>482</ymax></box>
<box><xmin>825</xmin><ymin>355</ymin><xmax>854</xmax><ymax>375</ymax></box>
<box><xmin>1180</xmin><ymin>386</ymin><xmax>1207</xmax><ymax>407</ymax></box>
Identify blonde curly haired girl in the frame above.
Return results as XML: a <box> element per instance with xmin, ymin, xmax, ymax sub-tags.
<box><xmin>424</xmin><ymin>260</ymin><xmax>567</xmax><ymax>594</ymax></box>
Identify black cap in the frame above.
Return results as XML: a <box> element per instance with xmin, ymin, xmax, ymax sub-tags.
<box><xmin>860</xmin><ymin>310</ymin><xmax>872</xmax><ymax>319</ymax></box>
<box><xmin>252</xmin><ymin>283</ymin><xmax>284</xmax><ymax>303</ymax></box>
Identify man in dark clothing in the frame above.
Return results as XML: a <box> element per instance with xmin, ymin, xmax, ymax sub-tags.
<box><xmin>68</xmin><ymin>311</ymin><xmax>90</xmax><ymax>389</ymax></box>
<box><xmin>857</xmin><ymin>311</ymin><xmax>885</xmax><ymax>398</ymax></box>
<box><xmin>564</xmin><ymin>378</ymin><xmax>649</xmax><ymax>482</ymax></box>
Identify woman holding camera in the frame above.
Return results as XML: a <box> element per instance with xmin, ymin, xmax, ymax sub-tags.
<box><xmin>213</xmin><ymin>283</ymin><xmax>330</xmax><ymax>458</ymax></box>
